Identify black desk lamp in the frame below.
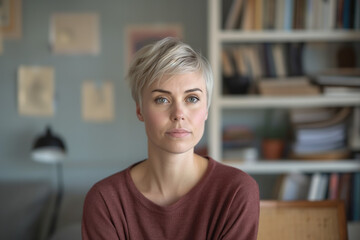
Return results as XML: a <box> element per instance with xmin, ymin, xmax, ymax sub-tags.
<box><xmin>32</xmin><ymin>126</ymin><xmax>67</xmax><ymax>238</ymax></box>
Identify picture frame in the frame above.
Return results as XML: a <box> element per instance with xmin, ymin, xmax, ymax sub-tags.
<box><xmin>125</xmin><ymin>24</ymin><xmax>183</xmax><ymax>69</ymax></box>
<box><xmin>50</xmin><ymin>13</ymin><xmax>100</xmax><ymax>55</ymax></box>
<box><xmin>17</xmin><ymin>66</ymin><xmax>55</xmax><ymax>117</ymax></box>
<box><xmin>0</xmin><ymin>0</ymin><xmax>22</xmax><ymax>39</ymax></box>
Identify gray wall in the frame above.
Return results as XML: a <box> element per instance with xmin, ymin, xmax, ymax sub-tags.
<box><xmin>0</xmin><ymin>0</ymin><xmax>208</xmax><ymax>227</ymax></box>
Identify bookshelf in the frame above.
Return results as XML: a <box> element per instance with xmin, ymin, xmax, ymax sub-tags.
<box><xmin>208</xmin><ymin>0</ymin><xmax>360</xmax><ymax>165</ymax></box>
<box><xmin>225</xmin><ymin>160</ymin><xmax>360</xmax><ymax>174</ymax></box>
<box><xmin>220</xmin><ymin>30</ymin><xmax>360</xmax><ymax>42</ymax></box>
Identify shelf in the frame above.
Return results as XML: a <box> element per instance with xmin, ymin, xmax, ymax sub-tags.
<box><xmin>218</xmin><ymin>95</ymin><xmax>360</xmax><ymax>109</ymax></box>
<box><xmin>224</xmin><ymin>160</ymin><xmax>360</xmax><ymax>174</ymax></box>
<box><xmin>219</xmin><ymin>30</ymin><xmax>360</xmax><ymax>43</ymax></box>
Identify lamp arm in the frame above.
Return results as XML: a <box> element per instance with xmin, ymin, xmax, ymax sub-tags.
<box><xmin>47</xmin><ymin>162</ymin><xmax>64</xmax><ymax>238</ymax></box>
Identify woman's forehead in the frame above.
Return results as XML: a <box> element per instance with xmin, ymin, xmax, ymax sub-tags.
<box><xmin>150</xmin><ymin>72</ymin><xmax>205</xmax><ymax>89</ymax></box>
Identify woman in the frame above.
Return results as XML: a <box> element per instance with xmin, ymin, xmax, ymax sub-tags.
<box><xmin>82</xmin><ymin>37</ymin><xmax>259</xmax><ymax>240</ymax></box>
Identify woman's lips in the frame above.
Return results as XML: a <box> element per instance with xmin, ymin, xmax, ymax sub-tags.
<box><xmin>166</xmin><ymin>128</ymin><xmax>191</xmax><ymax>138</ymax></box>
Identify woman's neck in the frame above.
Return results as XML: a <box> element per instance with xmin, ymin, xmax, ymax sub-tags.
<box><xmin>131</xmin><ymin>151</ymin><xmax>208</xmax><ymax>206</ymax></box>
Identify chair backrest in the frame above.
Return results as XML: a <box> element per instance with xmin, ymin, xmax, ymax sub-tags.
<box><xmin>258</xmin><ymin>200</ymin><xmax>348</xmax><ymax>240</ymax></box>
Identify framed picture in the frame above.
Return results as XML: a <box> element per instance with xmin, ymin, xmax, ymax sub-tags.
<box><xmin>17</xmin><ymin>66</ymin><xmax>55</xmax><ymax>117</ymax></box>
<box><xmin>0</xmin><ymin>0</ymin><xmax>22</xmax><ymax>39</ymax></box>
<box><xmin>125</xmin><ymin>24</ymin><xmax>183</xmax><ymax>69</ymax></box>
<box><xmin>50</xmin><ymin>13</ymin><xmax>100</xmax><ymax>55</ymax></box>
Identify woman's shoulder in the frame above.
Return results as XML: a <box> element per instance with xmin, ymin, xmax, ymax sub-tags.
<box><xmin>86</xmin><ymin>167</ymin><xmax>130</xmax><ymax>199</ymax></box>
<box><xmin>208</xmin><ymin>157</ymin><xmax>258</xmax><ymax>189</ymax></box>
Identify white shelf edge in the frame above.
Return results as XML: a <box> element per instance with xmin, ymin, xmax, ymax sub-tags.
<box><xmin>224</xmin><ymin>160</ymin><xmax>360</xmax><ymax>174</ymax></box>
<box><xmin>220</xmin><ymin>30</ymin><xmax>360</xmax><ymax>42</ymax></box>
<box><xmin>219</xmin><ymin>95</ymin><xmax>360</xmax><ymax>108</ymax></box>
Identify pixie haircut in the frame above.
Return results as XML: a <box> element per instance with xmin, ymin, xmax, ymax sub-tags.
<box><xmin>126</xmin><ymin>37</ymin><xmax>213</xmax><ymax>109</ymax></box>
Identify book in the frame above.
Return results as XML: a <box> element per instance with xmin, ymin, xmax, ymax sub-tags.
<box><xmin>263</xmin><ymin>0</ymin><xmax>276</xmax><ymax>29</ymax></box>
<box><xmin>257</xmin><ymin>77</ymin><xmax>321</xmax><ymax>96</ymax></box>
<box><xmin>349</xmin><ymin>107</ymin><xmax>360</xmax><ymax>151</ymax></box>
<box><xmin>290</xmin><ymin>42</ymin><xmax>304</xmax><ymax>76</ymax></box>
<box><xmin>308</xmin><ymin>173</ymin><xmax>328</xmax><ymax>201</ymax></box>
<box><xmin>323</xmin><ymin>86</ymin><xmax>360</xmax><ymax>96</ymax></box>
<box><xmin>221</xmin><ymin>49</ymin><xmax>235</xmax><ymax>77</ymax></box>
<box><xmin>224</xmin><ymin>0</ymin><xmax>245</xmax><ymax>29</ymax></box>
<box><xmin>305</xmin><ymin>0</ymin><xmax>316</xmax><ymax>29</ymax></box>
<box><xmin>290</xmin><ymin>108</ymin><xmax>338</xmax><ymax>124</ymax></box>
<box><xmin>343</xmin><ymin>0</ymin><xmax>352</xmax><ymax>28</ymax></box>
<box><xmin>241</xmin><ymin>0</ymin><xmax>255</xmax><ymax>30</ymax></box>
<box><xmin>352</xmin><ymin>172</ymin><xmax>360</xmax><ymax>221</ymax></box>
<box><xmin>293</xmin><ymin>0</ymin><xmax>306</xmax><ymax>29</ymax></box>
<box><xmin>289</xmin><ymin>148</ymin><xmax>350</xmax><ymax>160</ymax></box>
<box><xmin>293</xmin><ymin>107</ymin><xmax>351</xmax><ymax>129</ymax></box>
<box><xmin>290</xmin><ymin>107</ymin><xmax>352</xmax><ymax>158</ymax></box>
<box><xmin>315</xmin><ymin>75</ymin><xmax>360</xmax><ymax>87</ymax></box>
<box><xmin>337</xmin><ymin>0</ymin><xmax>345</xmax><ymax>28</ymax></box>
<box><xmin>355</xmin><ymin>0</ymin><xmax>360</xmax><ymax>29</ymax></box>
<box><xmin>322</xmin><ymin>0</ymin><xmax>337</xmax><ymax>30</ymax></box>
<box><xmin>292</xmin><ymin>138</ymin><xmax>346</xmax><ymax>154</ymax></box>
<box><xmin>243</xmin><ymin>45</ymin><xmax>262</xmax><ymax>78</ymax></box>
<box><xmin>295</xmin><ymin>123</ymin><xmax>346</xmax><ymax>143</ymax></box>
<box><xmin>232</xmin><ymin>47</ymin><xmax>248</xmax><ymax>76</ymax></box>
<box><xmin>271</xmin><ymin>44</ymin><xmax>287</xmax><ymax>77</ymax></box>
<box><xmin>328</xmin><ymin>173</ymin><xmax>340</xmax><ymax>200</ymax></box>
<box><xmin>263</xmin><ymin>43</ymin><xmax>276</xmax><ymax>78</ymax></box>
<box><xmin>283</xmin><ymin>0</ymin><xmax>294</xmax><ymax>30</ymax></box>
<box><xmin>338</xmin><ymin>173</ymin><xmax>353</xmax><ymax>219</ymax></box>
<box><xmin>278</xmin><ymin>172</ymin><xmax>311</xmax><ymax>201</ymax></box>
<box><xmin>275</xmin><ymin>0</ymin><xmax>286</xmax><ymax>29</ymax></box>
<box><xmin>254</xmin><ymin>0</ymin><xmax>263</xmax><ymax>30</ymax></box>
<box><xmin>223</xmin><ymin>147</ymin><xmax>258</xmax><ymax>162</ymax></box>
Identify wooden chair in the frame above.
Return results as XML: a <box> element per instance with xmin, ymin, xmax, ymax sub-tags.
<box><xmin>258</xmin><ymin>200</ymin><xmax>348</xmax><ymax>240</ymax></box>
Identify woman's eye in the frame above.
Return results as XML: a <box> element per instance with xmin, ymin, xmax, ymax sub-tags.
<box><xmin>187</xmin><ymin>96</ymin><xmax>199</xmax><ymax>103</ymax></box>
<box><xmin>155</xmin><ymin>97</ymin><xmax>169</xmax><ymax>104</ymax></box>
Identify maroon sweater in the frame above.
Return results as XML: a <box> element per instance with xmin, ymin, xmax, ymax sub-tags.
<box><xmin>82</xmin><ymin>157</ymin><xmax>259</xmax><ymax>240</ymax></box>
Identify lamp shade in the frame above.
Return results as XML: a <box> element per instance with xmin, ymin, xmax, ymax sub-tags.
<box><xmin>32</xmin><ymin>126</ymin><xmax>67</xmax><ymax>164</ymax></box>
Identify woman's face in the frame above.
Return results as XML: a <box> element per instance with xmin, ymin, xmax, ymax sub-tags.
<box><xmin>137</xmin><ymin>72</ymin><xmax>208</xmax><ymax>155</ymax></box>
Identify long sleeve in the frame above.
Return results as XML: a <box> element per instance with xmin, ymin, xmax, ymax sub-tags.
<box><xmin>81</xmin><ymin>185</ymin><xmax>120</xmax><ymax>240</ymax></box>
<box><xmin>220</xmin><ymin>175</ymin><xmax>260</xmax><ymax>240</ymax></box>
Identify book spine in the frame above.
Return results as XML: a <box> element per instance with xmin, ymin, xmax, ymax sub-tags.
<box><xmin>353</xmin><ymin>172</ymin><xmax>360</xmax><ymax>221</ymax></box>
<box><xmin>284</xmin><ymin>0</ymin><xmax>294</xmax><ymax>30</ymax></box>
<box><xmin>355</xmin><ymin>0</ymin><xmax>360</xmax><ymax>29</ymax></box>
<box><xmin>343</xmin><ymin>0</ymin><xmax>351</xmax><ymax>28</ymax></box>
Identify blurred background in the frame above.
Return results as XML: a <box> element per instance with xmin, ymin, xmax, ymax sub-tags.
<box><xmin>0</xmin><ymin>0</ymin><xmax>208</xmax><ymax>239</ymax></box>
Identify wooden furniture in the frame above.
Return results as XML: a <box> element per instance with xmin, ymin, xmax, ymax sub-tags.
<box><xmin>258</xmin><ymin>200</ymin><xmax>348</xmax><ymax>240</ymax></box>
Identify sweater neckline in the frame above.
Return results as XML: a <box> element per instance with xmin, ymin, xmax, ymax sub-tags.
<box><xmin>125</xmin><ymin>156</ymin><xmax>215</xmax><ymax>213</ymax></box>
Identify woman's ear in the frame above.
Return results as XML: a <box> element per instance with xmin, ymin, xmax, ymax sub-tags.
<box><xmin>136</xmin><ymin>103</ymin><xmax>144</xmax><ymax>121</ymax></box>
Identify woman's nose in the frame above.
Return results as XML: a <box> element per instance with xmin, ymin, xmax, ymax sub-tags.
<box><xmin>171</xmin><ymin>104</ymin><xmax>185</xmax><ymax>121</ymax></box>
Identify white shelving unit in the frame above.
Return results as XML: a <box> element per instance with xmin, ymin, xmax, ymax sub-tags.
<box><xmin>207</xmin><ymin>0</ymin><xmax>360</xmax><ymax>173</ymax></box>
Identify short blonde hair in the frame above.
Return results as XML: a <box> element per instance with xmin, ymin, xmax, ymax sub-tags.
<box><xmin>126</xmin><ymin>37</ymin><xmax>213</xmax><ymax>108</ymax></box>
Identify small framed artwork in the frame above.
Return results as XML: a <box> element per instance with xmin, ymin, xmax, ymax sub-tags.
<box><xmin>82</xmin><ymin>81</ymin><xmax>115</xmax><ymax>122</ymax></box>
<box><xmin>0</xmin><ymin>0</ymin><xmax>22</xmax><ymax>39</ymax></box>
<box><xmin>17</xmin><ymin>66</ymin><xmax>55</xmax><ymax>117</ymax></box>
<box><xmin>50</xmin><ymin>13</ymin><xmax>100</xmax><ymax>55</ymax></box>
<box><xmin>125</xmin><ymin>24</ymin><xmax>183</xmax><ymax>69</ymax></box>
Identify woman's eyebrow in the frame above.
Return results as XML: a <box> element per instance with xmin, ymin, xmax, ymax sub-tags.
<box><xmin>151</xmin><ymin>89</ymin><xmax>171</xmax><ymax>94</ymax></box>
<box><xmin>151</xmin><ymin>88</ymin><xmax>203</xmax><ymax>94</ymax></box>
<box><xmin>185</xmin><ymin>88</ymin><xmax>203</xmax><ymax>93</ymax></box>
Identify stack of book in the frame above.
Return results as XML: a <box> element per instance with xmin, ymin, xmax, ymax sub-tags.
<box><xmin>289</xmin><ymin>107</ymin><xmax>352</xmax><ymax>160</ymax></box>
<box><xmin>221</xmin><ymin>43</ymin><xmax>306</xmax><ymax>94</ymax></box>
<box><xmin>257</xmin><ymin>76</ymin><xmax>320</xmax><ymax>96</ymax></box>
<box><xmin>314</xmin><ymin>68</ymin><xmax>360</xmax><ymax>96</ymax></box>
<box><xmin>274</xmin><ymin>172</ymin><xmax>360</xmax><ymax>221</ymax></box>
<box><xmin>222</xmin><ymin>125</ymin><xmax>258</xmax><ymax>162</ymax></box>
<box><xmin>223</xmin><ymin>0</ymin><xmax>360</xmax><ymax>30</ymax></box>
